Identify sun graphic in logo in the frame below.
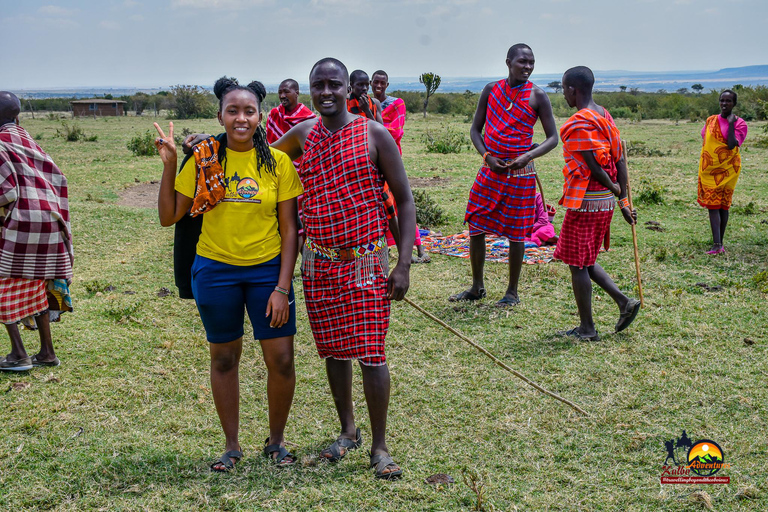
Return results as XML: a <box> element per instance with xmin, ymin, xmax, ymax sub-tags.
<box><xmin>687</xmin><ymin>440</ymin><xmax>724</xmax><ymax>477</ymax></box>
<box><xmin>236</xmin><ymin>178</ymin><xmax>259</xmax><ymax>199</ymax></box>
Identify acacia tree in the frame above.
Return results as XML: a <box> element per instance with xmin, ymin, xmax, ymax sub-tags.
<box><xmin>419</xmin><ymin>72</ymin><xmax>441</xmax><ymax>118</ymax></box>
<box><xmin>691</xmin><ymin>83</ymin><xmax>704</xmax><ymax>94</ymax></box>
<box><xmin>547</xmin><ymin>81</ymin><xmax>562</xmax><ymax>93</ymax></box>
<box><xmin>170</xmin><ymin>84</ymin><xmax>217</xmax><ymax>119</ymax></box>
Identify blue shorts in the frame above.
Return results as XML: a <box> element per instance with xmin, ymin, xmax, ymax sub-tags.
<box><xmin>191</xmin><ymin>254</ymin><xmax>296</xmax><ymax>343</ymax></box>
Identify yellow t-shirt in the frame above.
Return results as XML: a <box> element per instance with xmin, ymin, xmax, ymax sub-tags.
<box><xmin>175</xmin><ymin>146</ymin><xmax>303</xmax><ymax>266</ymax></box>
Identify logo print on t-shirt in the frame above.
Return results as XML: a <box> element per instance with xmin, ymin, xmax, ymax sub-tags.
<box><xmin>237</xmin><ymin>178</ymin><xmax>259</xmax><ymax>199</ymax></box>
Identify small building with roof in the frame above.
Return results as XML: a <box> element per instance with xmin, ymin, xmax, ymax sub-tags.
<box><xmin>70</xmin><ymin>99</ymin><xmax>126</xmax><ymax>117</ymax></box>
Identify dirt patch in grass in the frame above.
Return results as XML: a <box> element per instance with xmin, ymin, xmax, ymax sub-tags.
<box><xmin>117</xmin><ymin>181</ymin><xmax>159</xmax><ymax>208</ymax></box>
<box><xmin>410</xmin><ymin>176</ymin><xmax>451</xmax><ymax>188</ymax></box>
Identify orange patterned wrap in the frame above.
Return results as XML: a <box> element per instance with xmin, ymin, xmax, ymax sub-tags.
<box><xmin>698</xmin><ymin>115</ymin><xmax>741</xmax><ymax>210</ymax></box>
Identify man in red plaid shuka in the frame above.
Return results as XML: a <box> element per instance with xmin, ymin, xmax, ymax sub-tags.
<box><xmin>451</xmin><ymin>44</ymin><xmax>559</xmax><ymax>307</ymax></box>
<box><xmin>553</xmin><ymin>67</ymin><xmax>639</xmax><ymax>341</ymax></box>
<box><xmin>273</xmin><ymin>58</ymin><xmax>414</xmax><ymax>480</ymax></box>
<box><xmin>0</xmin><ymin>92</ymin><xmax>72</xmax><ymax>371</ymax></box>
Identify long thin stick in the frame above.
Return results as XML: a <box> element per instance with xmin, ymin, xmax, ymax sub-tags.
<box><xmin>534</xmin><ymin>172</ymin><xmax>546</xmax><ymax>208</ymax></box>
<box><xmin>621</xmin><ymin>140</ymin><xmax>644</xmax><ymax>307</ymax></box>
<box><xmin>403</xmin><ymin>297</ymin><xmax>588</xmax><ymax>416</ymax></box>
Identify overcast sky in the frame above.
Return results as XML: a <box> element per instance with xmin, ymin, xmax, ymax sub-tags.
<box><xmin>2</xmin><ymin>0</ymin><xmax>767</xmax><ymax>89</ymax></box>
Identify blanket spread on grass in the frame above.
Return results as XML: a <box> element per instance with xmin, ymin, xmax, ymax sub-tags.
<box><xmin>421</xmin><ymin>230</ymin><xmax>557</xmax><ymax>264</ymax></box>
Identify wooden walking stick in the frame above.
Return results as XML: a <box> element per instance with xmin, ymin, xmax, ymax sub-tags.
<box><xmin>403</xmin><ymin>297</ymin><xmax>588</xmax><ymax>416</ymax></box>
<box><xmin>621</xmin><ymin>140</ymin><xmax>644</xmax><ymax>307</ymax></box>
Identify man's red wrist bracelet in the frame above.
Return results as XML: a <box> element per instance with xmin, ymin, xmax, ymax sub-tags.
<box><xmin>618</xmin><ymin>197</ymin><xmax>630</xmax><ymax>209</ymax></box>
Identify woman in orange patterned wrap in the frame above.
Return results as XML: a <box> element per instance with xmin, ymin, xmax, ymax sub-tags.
<box><xmin>697</xmin><ymin>90</ymin><xmax>748</xmax><ymax>254</ymax></box>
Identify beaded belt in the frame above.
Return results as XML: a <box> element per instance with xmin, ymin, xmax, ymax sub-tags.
<box><xmin>304</xmin><ymin>237</ymin><xmax>387</xmax><ymax>262</ymax></box>
<box><xmin>573</xmin><ymin>190</ymin><xmax>616</xmax><ymax>212</ymax></box>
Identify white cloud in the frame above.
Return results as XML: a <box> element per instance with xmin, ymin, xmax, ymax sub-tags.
<box><xmin>100</xmin><ymin>20</ymin><xmax>121</xmax><ymax>30</ymax></box>
<box><xmin>38</xmin><ymin>5</ymin><xmax>74</xmax><ymax>16</ymax></box>
<box><xmin>171</xmin><ymin>0</ymin><xmax>272</xmax><ymax>8</ymax></box>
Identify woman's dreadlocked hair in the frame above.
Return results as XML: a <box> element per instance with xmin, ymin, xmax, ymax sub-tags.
<box><xmin>213</xmin><ymin>76</ymin><xmax>277</xmax><ymax>177</ymax></box>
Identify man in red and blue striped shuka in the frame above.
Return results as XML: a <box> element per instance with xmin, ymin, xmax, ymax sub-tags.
<box><xmin>451</xmin><ymin>44</ymin><xmax>559</xmax><ymax>307</ymax></box>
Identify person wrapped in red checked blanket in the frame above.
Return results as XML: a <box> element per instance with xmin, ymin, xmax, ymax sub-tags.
<box><xmin>553</xmin><ymin>67</ymin><xmax>640</xmax><ymax>341</ymax></box>
<box><xmin>0</xmin><ymin>91</ymin><xmax>72</xmax><ymax>371</ymax></box>
<box><xmin>272</xmin><ymin>58</ymin><xmax>415</xmax><ymax>480</ymax></box>
<box><xmin>451</xmin><ymin>43</ymin><xmax>559</xmax><ymax>306</ymax></box>
<box><xmin>265</xmin><ymin>79</ymin><xmax>316</xmax><ymax>248</ymax></box>
<box><xmin>371</xmin><ymin>69</ymin><xmax>430</xmax><ymax>263</ymax></box>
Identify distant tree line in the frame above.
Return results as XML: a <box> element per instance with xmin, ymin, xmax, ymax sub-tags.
<box><xmin>21</xmin><ymin>85</ymin><xmax>768</xmax><ymax>122</ymax></box>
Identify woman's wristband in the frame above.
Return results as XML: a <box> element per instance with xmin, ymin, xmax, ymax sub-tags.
<box><xmin>274</xmin><ymin>286</ymin><xmax>290</xmax><ymax>296</ymax></box>
<box><xmin>618</xmin><ymin>197</ymin><xmax>630</xmax><ymax>209</ymax></box>
<box><xmin>482</xmin><ymin>151</ymin><xmax>491</xmax><ymax>166</ymax></box>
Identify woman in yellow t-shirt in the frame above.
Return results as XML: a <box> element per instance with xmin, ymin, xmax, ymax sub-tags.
<box><xmin>154</xmin><ymin>77</ymin><xmax>303</xmax><ymax>471</ymax></box>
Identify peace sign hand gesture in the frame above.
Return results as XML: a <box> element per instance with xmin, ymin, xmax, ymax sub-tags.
<box><xmin>153</xmin><ymin>122</ymin><xmax>177</xmax><ymax>165</ymax></box>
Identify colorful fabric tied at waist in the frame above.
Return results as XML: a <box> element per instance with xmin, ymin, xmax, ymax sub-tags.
<box><xmin>571</xmin><ymin>190</ymin><xmax>616</xmax><ymax>212</ymax></box>
<box><xmin>302</xmin><ymin>237</ymin><xmax>389</xmax><ymax>286</ymax></box>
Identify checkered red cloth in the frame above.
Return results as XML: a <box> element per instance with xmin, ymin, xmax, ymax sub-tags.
<box><xmin>381</xmin><ymin>96</ymin><xmax>406</xmax><ymax>154</ymax></box>
<box><xmin>465</xmin><ymin>167</ymin><xmax>536</xmax><ymax>241</ymax></box>
<box><xmin>465</xmin><ymin>79</ymin><xmax>538</xmax><ymax>241</ymax></box>
<box><xmin>0</xmin><ymin>277</ymin><xmax>47</xmax><ymax>324</ymax></box>
<box><xmin>300</xmin><ymin>117</ymin><xmax>387</xmax><ymax>248</ymax></box>
<box><xmin>302</xmin><ymin>257</ymin><xmax>389</xmax><ymax>365</ymax></box>
<box><xmin>265</xmin><ymin>103</ymin><xmax>316</xmax><ymax>144</ymax></box>
<box><xmin>553</xmin><ymin>207</ymin><xmax>614</xmax><ymax>268</ymax></box>
<box><xmin>484</xmin><ymin>79</ymin><xmax>536</xmax><ymax>159</ymax></box>
<box><xmin>299</xmin><ymin>116</ymin><xmax>390</xmax><ymax>365</ymax></box>
<box><xmin>0</xmin><ymin>124</ymin><xmax>73</xmax><ymax>280</ymax></box>
<box><xmin>559</xmin><ymin>108</ymin><xmax>621</xmax><ymax>210</ymax></box>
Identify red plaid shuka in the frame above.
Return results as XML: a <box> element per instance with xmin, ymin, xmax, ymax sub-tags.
<box><xmin>381</xmin><ymin>96</ymin><xmax>406</xmax><ymax>154</ymax></box>
<box><xmin>347</xmin><ymin>96</ymin><xmax>379</xmax><ymax>120</ymax></box>
<box><xmin>559</xmin><ymin>108</ymin><xmax>622</xmax><ymax>210</ymax></box>
<box><xmin>483</xmin><ymin>79</ymin><xmax>536</xmax><ymax>159</ymax></box>
<box><xmin>0</xmin><ymin>124</ymin><xmax>72</xmax><ymax>280</ymax></box>
<box><xmin>553</xmin><ymin>182</ymin><xmax>615</xmax><ymax>268</ymax></box>
<box><xmin>0</xmin><ymin>277</ymin><xmax>47</xmax><ymax>324</ymax></box>
<box><xmin>299</xmin><ymin>116</ymin><xmax>390</xmax><ymax>366</ymax></box>
<box><xmin>465</xmin><ymin>80</ymin><xmax>538</xmax><ymax>241</ymax></box>
<box><xmin>265</xmin><ymin>103</ymin><xmax>316</xmax><ymax>144</ymax></box>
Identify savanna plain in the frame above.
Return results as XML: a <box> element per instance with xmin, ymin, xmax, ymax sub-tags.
<box><xmin>1</xmin><ymin>111</ymin><xmax>767</xmax><ymax>511</ymax></box>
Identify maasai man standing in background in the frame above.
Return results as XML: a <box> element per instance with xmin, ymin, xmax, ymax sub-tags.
<box><xmin>273</xmin><ymin>58</ymin><xmax>415</xmax><ymax>480</ymax></box>
<box><xmin>265</xmin><ymin>79</ymin><xmax>316</xmax><ymax>146</ymax></box>
<box><xmin>553</xmin><ymin>66</ymin><xmax>640</xmax><ymax>341</ymax></box>
<box><xmin>451</xmin><ymin>43</ymin><xmax>558</xmax><ymax>306</ymax></box>
<box><xmin>371</xmin><ymin>69</ymin><xmax>430</xmax><ymax>263</ymax></box>
<box><xmin>347</xmin><ymin>70</ymin><xmax>383</xmax><ymax>123</ymax></box>
<box><xmin>0</xmin><ymin>91</ymin><xmax>72</xmax><ymax>371</ymax></box>
<box><xmin>697</xmin><ymin>89</ymin><xmax>748</xmax><ymax>255</ymax></box>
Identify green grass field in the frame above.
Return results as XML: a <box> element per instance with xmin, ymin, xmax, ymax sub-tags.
<box><xmin>1</xmin><ymin>111</ymin><xmax>766</xmax><ymax>511</ymax></box>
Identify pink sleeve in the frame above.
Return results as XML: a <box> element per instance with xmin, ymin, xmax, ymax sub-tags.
<box><xmin>735</xmin><ymin>118</ymin><xmax>748</xmax><ymax>146</ymax></box>
<box><xmin>701</xmin><ymin>124</ymin><xmax>706</xmax><ymax>140</ymax></box>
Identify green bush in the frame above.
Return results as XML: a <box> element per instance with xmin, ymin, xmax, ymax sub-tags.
<box><xmin>627</xmin><ymin>140</ymin><xmax>671</xmax><ymax>157</ymax></box>
<box><xmin>635</xmin><ymin>178</ymin><xmax>667</xmax><ymax>204</ymax></box>
<box><xmin>127</xmin><ymin>130</ymin><xmax>157</xmax><ymax>156</ymax></box>
<box><xmin>412</xmin><ymin>189</ymin><xmax>447</xmax><ymax>228</ymax></box>
<box><xmin>56</xmin><ymin>122</ymin><xmax>92</xmax><ymax>142</ymax></box>
<box><xmin>423</xmin><ymin>124</ymin><xmax>468</xmax><ymax>154</ymax></box>
<box><xmin>752</xmin><ymin>271</ymin><xmax>768</xmax><ymax>293</ymax></box>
